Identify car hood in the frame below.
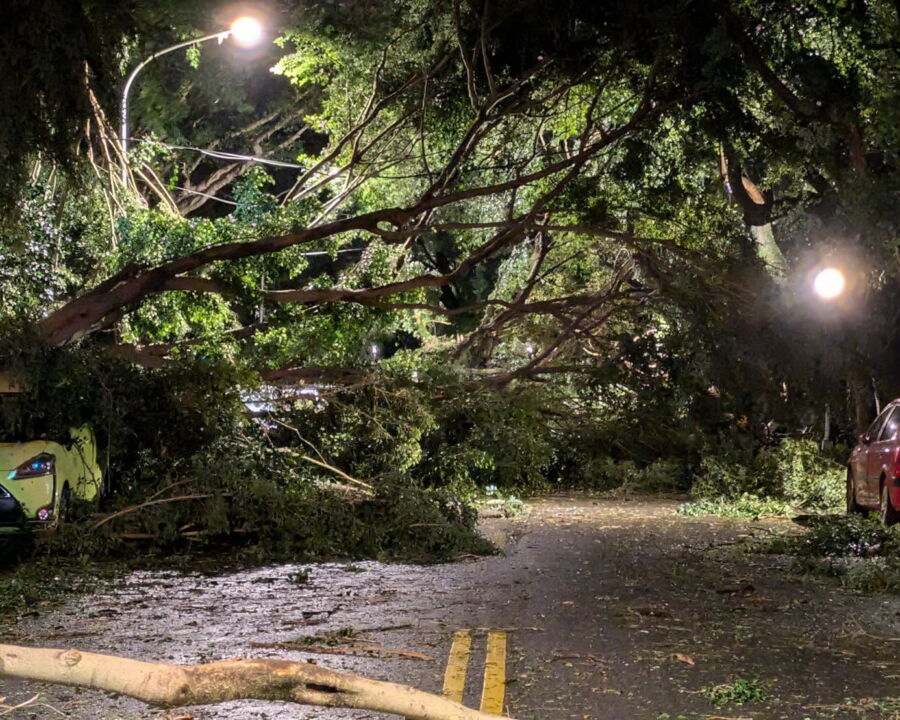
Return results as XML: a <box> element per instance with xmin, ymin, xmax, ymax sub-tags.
<box><xmin>0</xmin><ymin>441</ymin><xmax>60</xmax><ymax>474</ymax></box>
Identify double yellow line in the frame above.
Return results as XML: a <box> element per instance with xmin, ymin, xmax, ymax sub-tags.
<box><xmin>442</xmin><ymin>629</ymin><xmax>508</xmax><ymax>715</ymax></box>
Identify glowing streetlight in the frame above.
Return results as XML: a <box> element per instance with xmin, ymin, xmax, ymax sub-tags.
<box><xmin>120</xmin><ymin>15</ymin><xmax>266</xmax><ymax>182</ymax></box>
<box><xmin>813</xmin><ymin>267</ymin><xmax>846</xmax><ymax>301</ymax></box>
<box><xmin>229</xmin><ymin>16</ymin><xmax>264</xmax><ymax>48</ymax></box>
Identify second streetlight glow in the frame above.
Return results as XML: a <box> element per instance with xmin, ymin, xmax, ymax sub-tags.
<box><xmin>230</xmin><ymin>16</ymin><xmax>264</xmax><ymax>47</ymax></box>
<box><xmin>813</xmin><ymin>267</ymin><xmax>846</xmax><ymax>300</ymax></box>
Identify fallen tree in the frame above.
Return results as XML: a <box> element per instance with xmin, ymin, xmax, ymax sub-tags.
<box><xmin>0</xmin><ymin>643</ymin><xmax>511</xmax><ymax>719</ymax></box>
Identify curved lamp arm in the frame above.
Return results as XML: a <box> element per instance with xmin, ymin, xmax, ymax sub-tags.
<box><xmin>119</xmin><ymin>31</ymin><xmax>229</xmax><ymax>181</ymax></box>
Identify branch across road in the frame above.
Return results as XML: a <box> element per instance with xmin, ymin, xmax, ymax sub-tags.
<box><xmin>0</xmin><ymin>642</ymin><xmax>510</xmax><ymax>719</ymax></box>
<box><xmin>0</xmin><ymin>628</ymin><xmax>511</xmax><ymax>718</ymax></box>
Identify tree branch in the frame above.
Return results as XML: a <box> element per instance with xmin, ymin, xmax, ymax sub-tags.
<box><xmin>718</xmin><ymin>4</ymin><xmax>868</xmax><ymax>172</ymax></box>
<box><xmin>38</xmin><ymin>73</ymin><xmax>677</xmax><ymax>347</ymax></box>
<box><xmin>0</xmin><ymin>644</ymin><xmax>511</xmax><ymax>720</ymax></box>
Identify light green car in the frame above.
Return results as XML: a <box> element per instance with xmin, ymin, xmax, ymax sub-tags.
<box><xmin>0</xmin><ymin>379</ymin><xmax>102</xmax><ymax>532</ymax></box>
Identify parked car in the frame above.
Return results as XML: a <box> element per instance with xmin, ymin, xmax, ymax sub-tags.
<box><xmin>0</xmin><ymin>377</ymin><xmax>102</xmax><ymax>533</ymax></box>
<box><xmin>848</xmin><ymin>400</ymin><xmax>900</xmax><ymax>525</ymax></box>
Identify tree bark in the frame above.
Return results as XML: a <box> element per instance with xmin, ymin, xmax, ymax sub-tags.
<box><xmin>720</xmin><ymin>145</ymin><xmax>787</xmax><ymax>276</ymax></box>
<box><xmin>0</xmin><ymin>644</ymin><xmax>511</xmax><ymax>720</ymax></box>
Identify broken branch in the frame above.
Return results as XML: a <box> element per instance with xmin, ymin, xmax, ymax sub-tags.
<box><xmin>0</xmin><ymin>644</ymin><xmax>508</xmax><ymax>720</ymax></box>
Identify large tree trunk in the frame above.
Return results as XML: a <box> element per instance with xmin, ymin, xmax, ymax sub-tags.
<box><xmin>749</xmin><ymin>223</ymin><xmax>787</xmax><ymax>276</ymax></box>
<box><xmin>720</xmin><ymin>145</ymin><xmax>788</xmax><ymax>278</ymax></box>
<box><xmin>0</xmin><ymin>644</ymin><xmax>511</xmax><ymax>719</ymax></box>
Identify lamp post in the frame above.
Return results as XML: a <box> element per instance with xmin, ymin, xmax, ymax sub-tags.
<box><xmin>120</xmin><ymin>16</ymin><xmax>264</xmax><ymax>182</ymax></box>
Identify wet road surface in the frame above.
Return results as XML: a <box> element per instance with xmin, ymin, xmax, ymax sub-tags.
<box><xmin>2</xmin><ymin>496</ymin><xmax>900</xmax><ymax>719</ymax></box>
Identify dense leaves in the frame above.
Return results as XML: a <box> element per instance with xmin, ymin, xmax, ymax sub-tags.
<box><xmin>0</xmin><ymin>0</ymin><xmax>898</xmax><ymax>556</ymax></box>
<box><xmin>0</xmin><ymin>1</ymin><xmax>136</xmax><ymax>211</ymax></box>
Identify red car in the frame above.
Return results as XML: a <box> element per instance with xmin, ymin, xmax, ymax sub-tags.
<box><xmin>848</xmin><ymin>401</ymin><xmax>900</xmax><ymax>524</ymax></box>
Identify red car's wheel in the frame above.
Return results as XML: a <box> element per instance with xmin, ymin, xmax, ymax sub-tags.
<box><xmin>846</xmin><ymin>471</ymin><xmax>865</xmax><ymax>515</ymax></box>
<box><xmin>879</xmin><ymin>482</ymin><xmax>900</xmax><ymax>526</ymax></box>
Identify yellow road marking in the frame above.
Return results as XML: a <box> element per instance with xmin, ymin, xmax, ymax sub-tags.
<box><xmin>479</xmin><ymin>630</ymin><xmax>507</xmax><ymax>715</ymax></box>
<box><xmin>442</xmin><ymin>629</ymin><xmax>473</xmax><ymax>702</ymax></box>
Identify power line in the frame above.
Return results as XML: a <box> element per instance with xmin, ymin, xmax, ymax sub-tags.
<box><xmin>133</xmin><ymin>137</ymin><xmax>305</xmax><ymax>169</ymax></box>
<box><xmin>172</xmin><ymin>186</ymin><xmax>239</xmax><ymax>206</ymax></box>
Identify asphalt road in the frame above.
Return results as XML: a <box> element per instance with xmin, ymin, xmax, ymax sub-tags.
<box><xmin>2</xmin><ymin>496</ymin><xmax>900</xmax><ymax>719</ymax></box>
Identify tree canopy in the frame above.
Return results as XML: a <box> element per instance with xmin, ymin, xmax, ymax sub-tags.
<box><xmin>0</xmin><ymin>0</ymin><xmax>898</xmax><ymax>551</ymax></box>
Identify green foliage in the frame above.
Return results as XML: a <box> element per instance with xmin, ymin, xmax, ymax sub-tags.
<box><xmin>764</xmin><ymin>516</ymin><xmax>900</xmax><ymax>595</ymax></box>
<box><xmin>564</xmin><ymin>456</ymin><xmax>644</xmax><ymax>491</ymax></box>
<box><xmin>0</xmin><ymin>174</ymin><xmax>114</xmax><ymax>319</ymax></box>
<box><xmin>0</xmin><ymin>0</ymin><xmax>136</xmax><ymax>212</ymax></box>
<box><xmin>0</xmin><ymin>330</ymin><xmax>491</xmax><ymax>560</ymax></box>
<box><xmin>0</xmin><ymin>550</ymin><xmax>112</xmax><ymax>620</ymax></box>
<box><xmin>753</xmin><ymin>439</ymin><xmax>845</xmax><ymax>511</ymax></box>
<box><xmin>841</xmin><ymin>559</ymin><xmax>900</xmax><ymax>594</ymax></box>
<box><xmin>684</xmin><ymin>439</ymin><xmax>844</xmax><ymax>516</ymax></box>
<box><xmin>702</xmin><ymin>679</ymin><xmax>768</xmax><ymax>707</ymax></box>
<box><xmin>2</xmin><ymin>0</ymin><xmax>900</xmax><ymax>569</ymax></box>
<box><xmin>678</xmin><ymin>493</ymin><xmax>794</xmax><ymax>519</ymax></box>
<box><xmin>175</xmin><ymin>432</ymin><xmax>492</xmax><ymax>560</ymax></box>
<box><xmin>637</xmin><ymin>459</ymin><xmax>690</xmax><ymax>493</ymax></box>
<box><xmin>788</xmin><ymin>515</ymin><xmax>894</xmax><ymax>558</ymax></box>
<box><xmin>415</xmin><ymin>383</ymin><xmax>555</xmax><ymax>496</ymax></box>
<box><xmin>478</xmin><ymin>487</ymin><xmax>526</xmax><ymax>518</ymax></box>
<box><xmin>689</xmin><ymin>455</ymin><xmax>753</xmax><ymax>502</ymax></box>
<box><xmin>37</xmin><ymin>397</ymin><xmax>495</xmax><ymax>561</ymax></box>
<box><xmin>567</xmin><ymin>457</ymin><xmax>689</xmax><ymax>495</ymax></box>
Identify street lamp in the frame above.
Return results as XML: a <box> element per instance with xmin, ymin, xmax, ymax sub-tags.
<box><xmin>813</xmin><ymin>266</ymin><xmax>846</xmax><ymax>301</ymax></box>
<box><xmin>120</xmin><ymin>15</ymin><xmax>264</xmax><ymax>182</ymax></box>
<box><xmin>229</xmin><ymin>16</ymin><xmax>265</xmax><ymax>47</ymax></box>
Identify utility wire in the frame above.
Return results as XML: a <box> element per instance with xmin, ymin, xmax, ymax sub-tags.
<box><xmin>131</xmin><ymin>137</ymin><xmax>306</xmax><ymax>169</ymax></box>
<box><xmin>173</xmin><ymin>186</ymin><xmax>239</xmax><ymax>205</ymax></box>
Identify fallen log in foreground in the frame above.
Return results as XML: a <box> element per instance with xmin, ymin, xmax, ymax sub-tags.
<box><xmin>0</xmin><ymin>644</ymin><xmax>511</xmax><ymax>720</ymax></box>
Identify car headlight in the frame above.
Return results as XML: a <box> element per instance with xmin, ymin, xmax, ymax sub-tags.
<box><xmin>7</xmin><ymin>453</ymin><xmax>55</xmax><ymax>480</ymax></box>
